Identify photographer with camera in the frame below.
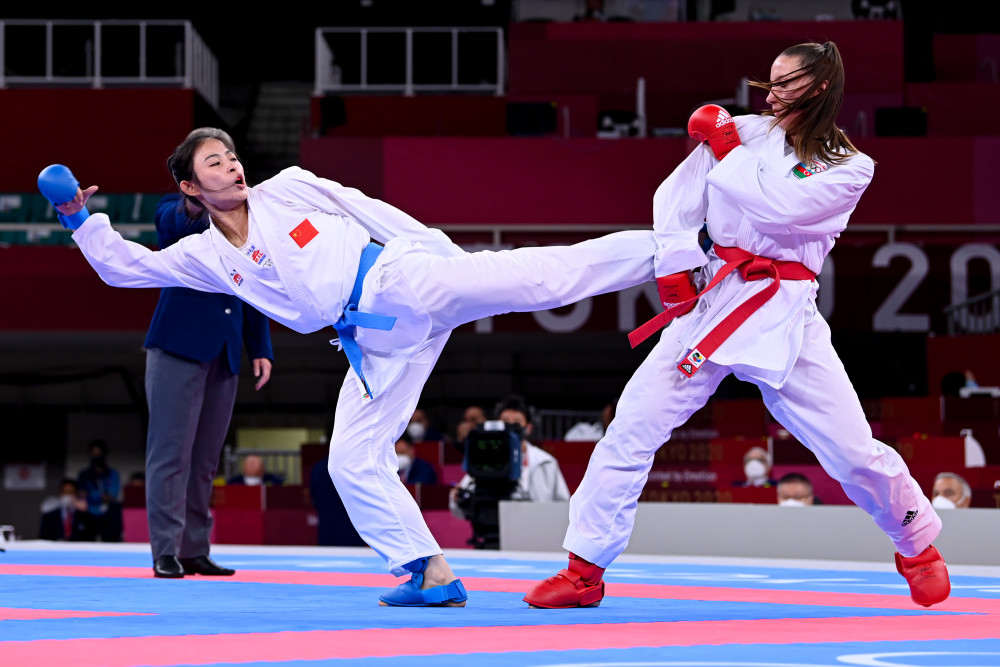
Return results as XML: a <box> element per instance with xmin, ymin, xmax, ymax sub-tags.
<box><xmin>449</xmin><ymin>395</ymin><xmax>570</xmax><ymax>548</ymax></box>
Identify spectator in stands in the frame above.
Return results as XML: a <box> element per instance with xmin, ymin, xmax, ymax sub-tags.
<box><xmin>76</xmin><ymin>439</ymin><xmax>122</xmax><ymax>542</ymax></box>
<box><xmin>776</xmin><ymin>472</ymin><xmax>815</xmax><ymax>506</ymax></box>
<box><xmin>127</xmin><ymin>471</ymin><xmax>146</xmax><ymax>487</ymax></box>
<box><xmin>455</xmin><ymin>405</ymin><xmax>487</xmax><ymax>444</ymax></box>
<box><xmin>940</xmin><ymin>369</ymin><xmax>980</xmax><ymax>397</ymax></box>
<box><xmin>141</xmin><ymin>168</ymin><xmax>273</xmax><ymax>578</ymax></box>
<box><xmin>227</xmin><ymin>454</ymin><xmax>283</xmax><ymax>486</ymax></box>
<box><xmin>44</xmin><ymin>125</ymin><xmax>654</xmax><ymax>607</ymax></box>
<box><xmin>396</xmin><ymin>431</ymin><xmax>438</xmax><ymax>485</ymax></box>
<box><xmin>309</xmin><ymin>461</ymin><xmax>366</xmax><ymax>547</ymax></box>
<box><xmin>406</xmin><ymin>407</ymin><xmax>445</xmax><ymax>443</ymax></box>
<box><xmin>39</xmin><ymin>479</ymin><xmax>97</xmax><ymax>541</ymax></box>
<box><xmin>563</xmin><ymin>421</ymin><xmax>603</xmax><ymax>442</ymax></box>
<box><xmin>564</xmin><ymin>402</ymin><xmax>616</xmax><ymax>442</ymax></box>
<box><xmin>601</xmin><ymin>402</ymin><xmax>616</xmax><ymax>432</ymax></box>
<box><xmin>735</xmin><ymin>446</ymin><xmax>777</xmax><ymax>488</ymax></box>
<box><xmin>931</xmin><ymin>472</ymin><xmax>972</xmax><ymax>509</ymax></box>
<box><xmin>575</xmin><ymin>0</ymin><xmax>606</xmax><ymax>21</ymax></box>
<box><xmin>449</xmin><ymin>395</ymin><xmax>570</xmax><ymax>520</ymax></box>
<box><xmin>852</xmin><ymin>0</ymin><xmax>899</xmax><ymax>20</ymax></box>
<box><xmin>940</xmin><ymin>369</ymin><xmax>989</xmax><ymax>467</ymax></box>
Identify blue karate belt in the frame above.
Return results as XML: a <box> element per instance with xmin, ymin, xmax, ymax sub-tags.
<box><xmin>331</xmin><ymin>242</ymin><xmax>396</xmax><ymax>398</ymax></box>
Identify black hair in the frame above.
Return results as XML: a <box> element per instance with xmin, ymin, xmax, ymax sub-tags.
<box><xmin>166</xmin><ymin>127</ymin><xmax>238</xmax><ymax>212</ymax></box>
<box><xmin>494</xmin><ymin>394</ymin><xmax>535</xmax><ymax>424</ymax></box>
<box><xmin>777</xmin><ymin>472</ymin><xmax>813</xmax><ymax>490</ymax></box>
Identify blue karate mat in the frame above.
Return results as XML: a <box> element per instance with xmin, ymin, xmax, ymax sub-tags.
<box><xmin>1</xmin><ymin>543</ymin><xmax>997</xmax><ymax>666</ymax></box>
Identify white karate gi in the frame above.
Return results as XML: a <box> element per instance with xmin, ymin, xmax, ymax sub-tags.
<box><xmin>70</xmin><ymin>167</ymin><xmax>655</xmax><ymax>574</ymax></box>
<box><xmin>565</xmin><ymin>116</ymin><xmax>941</xmax><ymax>566</ymax></box>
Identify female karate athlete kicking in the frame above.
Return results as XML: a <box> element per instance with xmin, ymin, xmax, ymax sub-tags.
<box><xmin>524</xmin><ymin>41</ymin><xmax>950</xmax><ymax>609</ymax></box>
<box><xmin>38</xmin><ymin>127</ymin><xmax>656</xmax><ymax>607</ymax></box>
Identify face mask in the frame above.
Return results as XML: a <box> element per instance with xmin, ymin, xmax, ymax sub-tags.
<box><xmin>932</xmin><ymin>495</ymin><xmax>957</xmax><ymax>510</ymax></box>
<box><xmin>59</xmin><ymin>494</ymin><xmax>76</xmax><ymax>509</ymax></box>
<box><xmin>779</xmin><ymin>498</ymin><xmax>808</xmax><ymax>507</ymax></box>
<box><xmin>744</xmin><ymin>459</ymin><xmax>768</xmax><ymax>481</ymax></box>
<box><xmin>406</xmin><ymin>422</ymin><xmax>426</xmax><ymax>441</ymax></box>
<box><xmin>397</xmin><ymin>454</ymin><xmax>413</xmax><ymax>471</ymax></box>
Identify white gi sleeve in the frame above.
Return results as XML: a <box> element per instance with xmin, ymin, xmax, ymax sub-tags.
<box><xmin>707</xmin><ymin>146</ymin><xmax>874</xmax><ymax>236</ymax></box>
<box><xmin>71</xmin><ymin>213</ymin><xmax>223</xmax><ymax>292</ymax></box>
<box><xmin>270</xmin><ymin>167</ymin><xmax>466</xmax><ymax>257</ymax></box>
<box><xmin>653</xmin><ymin>144</ymin><xmax>714</xmax><ymax>276</ymax></box>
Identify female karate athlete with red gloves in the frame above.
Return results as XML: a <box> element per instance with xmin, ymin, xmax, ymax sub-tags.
<box><xmin>524</xmin><ymin>41</ymin><xmax>950</xmax><ymax>610</ymax></box>
<box><xmin>38</xmin><ymin>128</ymin><xmax>657</xmax><ymax>607</ymax></box>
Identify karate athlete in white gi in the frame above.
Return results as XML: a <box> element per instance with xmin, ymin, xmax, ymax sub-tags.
<box><xmin>39</xmin><ymin>128</ymin><xmax>656</xmax><ymax>607</ymax></box>
<box><xmin>524</xmin><ymin>41</ymin><xmax>951</xmax><ymax>610</ymax></box>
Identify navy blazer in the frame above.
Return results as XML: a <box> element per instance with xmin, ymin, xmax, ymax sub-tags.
<box><xmin>144</xmin><ymin>194</ymin><xmax>273</xmax><ymax>373</ymax></box>
<box><xmin>402</xmin><ymin>457</ymin><xmax>438</xmax><ymax>485</ymax></box>
<box><xmin>39</xmin><ymin>508</ymin><xmax>98</xmax><ymax>541</ymax></box>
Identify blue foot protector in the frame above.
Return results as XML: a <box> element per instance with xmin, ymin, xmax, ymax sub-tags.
<box><xmin>378</xmin><ymin>557</ymin><xmax>469</xmax><ymax>607</ymax></box>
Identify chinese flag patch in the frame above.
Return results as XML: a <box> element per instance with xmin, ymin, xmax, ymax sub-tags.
<box><xmin>289</xmin><ymin>219</ymin><xmax>319</xmax><ymax>248</ymax></box>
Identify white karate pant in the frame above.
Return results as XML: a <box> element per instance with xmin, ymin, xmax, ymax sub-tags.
<box><xmin>327</xmin><ymin>230</ymin><xmax>656</xmax><ymax>575</ymax></box>
<box><xmin>564</xmin><ymin>304</ymin><xmax>941</xmax><ymax>567</ymax></box>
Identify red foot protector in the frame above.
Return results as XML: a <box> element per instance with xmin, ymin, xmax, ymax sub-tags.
<box><xmin>523</xmin><ymin>552</ymin><xmax>606</xmax><ymax>608</ymax></box>
<box><xmin>896</xmin><ymin>544</ymin><xmax>951</xmax><ymax>607</ymax></box>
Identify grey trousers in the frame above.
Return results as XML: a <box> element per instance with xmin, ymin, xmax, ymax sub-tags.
<box><xmin>144</xmin><ymin>348</ymin><xmax>239</xmax><ymax>560</ymax></box>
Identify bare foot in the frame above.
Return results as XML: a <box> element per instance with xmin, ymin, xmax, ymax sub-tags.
<box><xmin>422</xmin><ymin>555</ymin><xmax>467</xmax><ymax>606</ymax></box>
<box><xmin>421</xmin><ymin>555</ymin><xmax>457</xmax><ymax>586</ymax></box>
<box><xmin>378</xmin><ymin>555</ymin><xmax>466</xmax><ymax>607</ymax></box>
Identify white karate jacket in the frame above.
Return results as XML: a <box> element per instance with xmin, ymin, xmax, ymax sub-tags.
<box><xmin>72</xmin><ymin>167</ymin><xmax>465</xmax><ymax>396</ymax></box>
<box><xmin>652</xmin><ymin>115</ymin><xmax>875</xmax><ymax>387</ymax></box>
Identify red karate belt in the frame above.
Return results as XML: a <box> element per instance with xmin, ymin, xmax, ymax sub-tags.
<box><xmin>628</xmin><ymin>246</ymin><xmax>816</xmax><ymax>377</ymax></box>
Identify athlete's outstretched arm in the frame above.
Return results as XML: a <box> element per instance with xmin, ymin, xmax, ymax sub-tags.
<box><xmin>38</xmin><ymin>164</ymin><xmax>223</xmax><ymax>292</ymax></box>
<box><xmin>271</xmin><ymin>167</ymin><xmax>466</xmax><ymax>257</ymax></box>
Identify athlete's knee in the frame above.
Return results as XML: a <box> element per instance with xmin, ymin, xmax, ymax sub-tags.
<box><xmin>326</xmin><ymin>439</ymin><xmax>357</xmax><ymax>486</ymax></box>
<box><xmin>329</xmin><ymin>437</ymin><xmax>385</xmax><ymax>487</ymax></box>
<box><xmin>597</xmin><ymin>421</ymin><xmax>667</xmax><ymax>465</ymax></box>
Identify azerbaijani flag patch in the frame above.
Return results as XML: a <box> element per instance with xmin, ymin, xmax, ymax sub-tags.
<box><xmin>290</xmin><ymin>219</ymin><xmax>319</xmax><ymax>248</ymax></box>
<box><xmin>792</xmin><ymin>160</ymin><xmax>829</xmax><ymax>179</ymax></box>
